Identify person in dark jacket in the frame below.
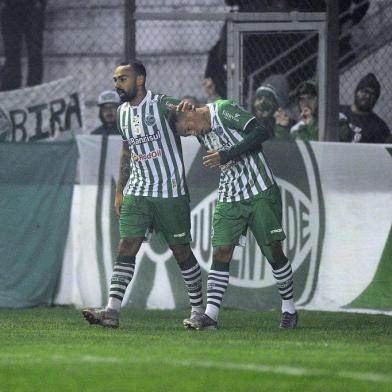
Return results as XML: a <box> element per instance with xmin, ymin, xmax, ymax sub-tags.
<box><xmin>339</xmin><ymin>73</ymin><xmax>391</xmax><ymax>143</ymax></box>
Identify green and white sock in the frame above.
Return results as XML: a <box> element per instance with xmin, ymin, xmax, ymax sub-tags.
<box><xmin>179</xmin><ymin>253</ymin><xmax>203</xmax><ymax>311</ymax></box>
<box><xmin>205</xmin><ymin>260</ymin><xmax>230</xmax><ymax>321</ymax></box>
<box><xmin>107</xmin><ymin>255</ymin><xmax>135</xmax><ymax>312</ymax></box>
<box><xmin>272</xmin><ymin>259</ymin><xmax>296</xmax><ymax>314</ymax></box>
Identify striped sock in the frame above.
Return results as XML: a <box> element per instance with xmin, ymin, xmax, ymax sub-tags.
<box><xmin>205</xmin><ymin>260</ymin><xmax>230</xmax><ymax>321</ymax></box>
<box><xmin>179</xmin><ymin>253</ymin><xmax>203</xmax><ymax>311</ymax></box>
<box><xmin>272</xmin><ymin>259</ymin><xmax>296</xmax><ymax>314</ymax></box>
<box><xmin>107</xmin><ymin>255</ymin><xmax>136</xmax><ymax>312</ymax></box>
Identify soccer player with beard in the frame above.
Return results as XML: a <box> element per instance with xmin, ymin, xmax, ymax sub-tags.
<box><xmin>82</xmin><ymin>60</ymin><xmax>204</xmax><ymax>328</ymax></box>
<box><xmin>170</xmin><ymin>100</ymin><xmax>298</xmax><ymax>330</ymax></box>
<box><xmin>339</xmin><ymin>73</ymin><xmax>391</xmax><ymax>143</ymax></box>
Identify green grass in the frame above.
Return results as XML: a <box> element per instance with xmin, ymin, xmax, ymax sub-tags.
<box><xmin>0</xmin><ymin>307</ymin><xmax>391</xmax><ymax>392</ymax></box>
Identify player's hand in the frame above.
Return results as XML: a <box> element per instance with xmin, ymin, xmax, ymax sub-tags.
<box><xmin>300</xmin><ymin>107</ymin><xmax>313</xmax><ymax>125</ymax></box>
<box><xmin>177</xmin><ymin>100</ymin><xmax>195</xmax><ymax>112</ymax></box>
<box><xmin>203</xmin><ymin>150</ymin><xmax>221</xmax><ymax>168</ymax></box>
<box><xmin>274</xmin><ymin>108</ymin><xmax>289</xmax><ymax>126</ymax></box>
<box><xmin>114</xmin><ymin>192</ymin><xmax>123</xmax><ymax>217</ymax></box>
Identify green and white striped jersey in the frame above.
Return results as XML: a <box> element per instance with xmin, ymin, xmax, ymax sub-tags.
<box><xmin>117</xmin><ymin>91</ymin><xmax>187</xmax><ymax>198</ymax></box>
<box><xmin>197</xmin><ymin>100</ymin><xmax>276</xmax><ymax>202</ymax></box>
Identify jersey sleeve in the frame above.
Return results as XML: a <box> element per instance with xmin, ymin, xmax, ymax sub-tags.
<box><xmin>216</xmin><ymin>100</ymin><xmax>255</xmax><ymax>133</ymax></box>
<box><xmin>216</xmin><ymin>100</ymin><xmax>271</xmax><ymax>164</ymax></box>
<box><xmin>158</xmin><ymin>95</ymin><xmax>181</xmax><ymax>117</ymax></box>
<box><xmin>116</xmin><ymin>104</ymin><xmax>128</xmax><ymax>141</ymax></box>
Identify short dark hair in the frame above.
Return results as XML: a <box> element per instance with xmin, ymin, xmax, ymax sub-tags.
<box><xmin>119</xmin><ymin>60</ymin><xmax>147</xmax><ymax>78</ymax></box>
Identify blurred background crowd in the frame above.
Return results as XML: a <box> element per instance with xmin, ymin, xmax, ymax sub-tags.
<box><xmin>0</xmin><ymin>0</ymin><xmax>391</xmax><ymax>143</ymax></box>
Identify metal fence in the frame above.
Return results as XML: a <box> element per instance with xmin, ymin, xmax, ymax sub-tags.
<box><xmin>339</xmin><ymin>0</ymin><xmax>392</xmax><ymax>130</ymax></box>
<box><xmin>0</xmin><ymin>0</ymin><xmax>390</xmax><ymax>139</ymax></box>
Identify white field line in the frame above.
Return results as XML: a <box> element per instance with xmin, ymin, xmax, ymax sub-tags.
<box><xmin>0</xmin><ymin>354</ymin><xmax>391</xmax><ymax>384</ymax></box>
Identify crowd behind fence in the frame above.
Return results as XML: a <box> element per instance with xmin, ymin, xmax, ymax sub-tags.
<box><xmin>0</xmin><ymin>0</ymin><xmax>390</xmax><ymax>142</ymax></box>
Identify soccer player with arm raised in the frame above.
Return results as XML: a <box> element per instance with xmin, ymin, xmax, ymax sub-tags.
<box><xmin>170</xmin><ymin>100</ymin><xmax>298</xmax><ymax>330</ymax></box>
<box><xmin>81</xmin><ymin>60</ymin><xmax>204</xmax><ymax>328</ymax></box>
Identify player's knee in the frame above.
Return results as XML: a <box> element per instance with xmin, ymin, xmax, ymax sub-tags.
<box><xmin>171</xmin><ymin>244</ymin><xmax>191</xmax><ymax>263</ymax></box>
<box><xmin>118</xmin><ymin>237</ymin><xmax>143</xmax><ymax>256</ymax></box>
<box><xmin>213</xmin><ymin>246</ymin><xmax>234</xmax><ymax>263</ymax></box>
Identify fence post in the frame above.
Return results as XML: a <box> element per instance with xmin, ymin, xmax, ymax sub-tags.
<box><xmin>323</xmin><ymin>0</ymin><xmax>340</xmax><ymax>141</ymax></box>
<box><xmin>124</xmin><ymin>0</ymin><xmax>136</xmax><ymax>60</ymax></box>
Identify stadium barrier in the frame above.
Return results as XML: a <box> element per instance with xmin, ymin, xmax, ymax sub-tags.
<box><xmin>50</xmin><ymin>136</ymin><xmax>391</xmax><ymax>315</ymax></box>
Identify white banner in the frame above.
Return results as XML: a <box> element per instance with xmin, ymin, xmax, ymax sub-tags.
<box><xmin>56</xmin><ymin>138</ymin><xmax>392</xmax><ymax>315</ymax></box>
<box><xmin>0</xmin><ymin>77</ymin><xmax>85</xmax><ymax>142</ymax></box>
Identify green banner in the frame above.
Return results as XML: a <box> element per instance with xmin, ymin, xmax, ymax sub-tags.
<box><xmin>0</xmin><ymin>142</ymin><xmax>77</xmax><ymax>308</ymax></box>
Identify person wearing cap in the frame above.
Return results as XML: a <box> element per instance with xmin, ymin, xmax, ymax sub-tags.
<box><xmin>290</xmin><ymin>80</ymin><xmax>319</xmax><ymax>141</ymax></box>
<box><xmin>91</xmin><ymin>90</ymin><xmax>121</xmax><ymax>135</ymax></box>
<box><xmin>252</xmin><ymin>79</ymin><xmax>294</xmax><ymax>140</ymax></box>
<box><xmin>339</xmin><ymin>73</ymin><xmax>391</xmax><ymax>143</ymax></box>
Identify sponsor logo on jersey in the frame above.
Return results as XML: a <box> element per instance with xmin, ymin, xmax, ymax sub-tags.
<box><xmin>131</xmin><ymin>148</ymin><xmax>162</xmax><ymax>161</ymax></box>
<box><xmin>145</xmin><ymin>114</ymin><xmax>156</xmax><ymax>127</ymax></box>
<box><xmin>173</xmin><ymin>232</ymin><xmax>186</xmax><ymax>238</ymax></box>
<box><xmin>165</xmin><ymin>103</ymin><xmax>177</xmax><ymax>111</ymax></box>
<box><xmin>222</xmin><ymin>110</ymin><xmax>241</xmax><ymax>122</ymax></box>
<box><xmin>127</xmin><ymin>131</ymin><xmax>161</xmax><ymax>145</ymax></box>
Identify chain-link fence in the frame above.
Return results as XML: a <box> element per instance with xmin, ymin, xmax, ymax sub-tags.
<box><xmin>0</xmin><ymin>0</ymin><xmax>390</xmax><ymax>141</ymax></box>
<box><xmin>0</xmin><ymin>0</ymin><xmax>125</xmax><ymax>140</ymax></box>
<box><xmin>339</xmin><ymin>0</ymin><xmax>392</xmax><ymax>130</ymax></box>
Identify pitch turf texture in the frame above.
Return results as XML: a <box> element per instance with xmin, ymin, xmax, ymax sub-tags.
<box><xmin>0</xmin><ymin>307</ymin><xmax>391</xmax><ymax>392</ymax></box>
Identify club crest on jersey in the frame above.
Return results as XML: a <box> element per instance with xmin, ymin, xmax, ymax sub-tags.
<box><xmin>214</xmin><ymin>126</ymin><xmax>224</xmax><ymax>136</ymax></box>
<box><xmin>145</xmin><ymin>114</ymin><xmax>156</xmax><ymax>127</ymax></box>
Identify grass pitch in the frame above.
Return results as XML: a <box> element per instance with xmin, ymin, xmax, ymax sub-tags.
<box><xmin>0</xmin><ymin>307</ymin><xmax>391</xmax><ymax>392</ymax></box>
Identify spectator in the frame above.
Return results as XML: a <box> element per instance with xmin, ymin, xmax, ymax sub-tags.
<box><xmin>251</xmin><ymin>81</ymin><xmax>293</xmax><ymax>140</ymax></box>
<box><xmin>203</xmin><ymin>0</ymin><xmax>317</xmax><ymax>103</ymax></box>
<box><xmin>202</xmin><ymin>77</ymin><xmax>222</xmax><ymax>103</ymax></box>
<box><xmin>290</xmin><ymin>80</ymin><xmax>319</xmax><ymax>141</ymax></box>
<box><xmin>91</xmin><ymin>90</ymin><xmax>121</xmax><ymax>136</ymax></box>
<box><xmin>339</xmin><ymin>73</ymin><xmax>391</xmax><ymax>143</ymax></box>
<box><xmin>0</xmin><ymin>0</ymin><xmax>47</xmax><ymax>91</ymax></box>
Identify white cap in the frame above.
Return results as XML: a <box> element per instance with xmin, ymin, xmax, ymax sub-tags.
<box><xmin>98</xmin><ymin>90</ymin><xmax>120</xmax><ymax>106</ymax></box>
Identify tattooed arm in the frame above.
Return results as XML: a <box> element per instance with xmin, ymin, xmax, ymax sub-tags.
<box><xmin>115</xmin><ymin>141</ymin><xmax>130</xmax><ymax>216</ymax></box>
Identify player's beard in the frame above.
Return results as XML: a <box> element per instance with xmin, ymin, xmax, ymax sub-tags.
<box><xmin>117</xmin><ymin>85</ymin><xmax>137</xmax><ymax>103</ymax></box>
